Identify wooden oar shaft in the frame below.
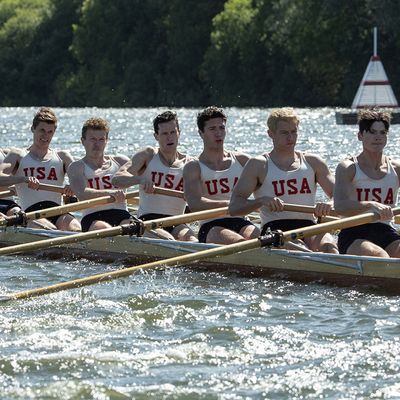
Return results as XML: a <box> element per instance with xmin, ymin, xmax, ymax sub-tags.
<box><xmin>0</xmin><ymin>207</ymin><xmax>228</xmax><ymax>256</ymax></box>
<box><xmin>0</xmin><ymin>189</ymin><xmax>15</xmax><ymax>198</ymax></box>
<box><xmin>3</xmin><ymin>207</ymin><xmax>400</xmax><ymax>303</ymax></box>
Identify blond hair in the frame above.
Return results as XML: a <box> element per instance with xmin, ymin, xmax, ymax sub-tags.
<box><xmin>267</xmin><ymin>108</ymin><xmax>299</xmax><ymax>131</ymax></box>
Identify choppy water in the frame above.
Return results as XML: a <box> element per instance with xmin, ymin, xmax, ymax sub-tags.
<box><xmin>1</xmin><ymin>107</ymin><xmax>400</xmax><ymax>399</ymax></box>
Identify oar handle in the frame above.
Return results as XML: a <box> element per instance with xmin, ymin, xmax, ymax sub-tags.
<box><xmin>283</xmin><ymin>203</ymin><xmax>339</xmax><ymax>217</ymax></box>
<box><xmin>0</xmin><ymin>188</ymin><xmax>15</xmax><ymax>198</ymax></box>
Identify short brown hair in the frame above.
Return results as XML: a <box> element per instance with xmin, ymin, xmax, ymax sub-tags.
<box><xmin>153</xmin><ymin>111</ymin><xmax>179</xmax><ymax>133</ymax></box>
<box><xmin>358</xmin><ymin>108</ymin><xmax>391</xmax><ymax>133</ymax></box>
<box><xmin>197</xmin><ymin>106</ymin><xmax>227</xmax><ymax>132</ymax></box>
<box><xmin>82</xmin><ymin>117</ymin><xmax>110</xmax><ymax>139</ymax></box>
<box><xmin>267</xmin><ymin>108</ymin><xmax>299</xmax><ymax>131</ymax></box>
<box><xmin>32</xmin><ymin>107</ymin><xmax>57</xmax><ymax>129</ymax></box>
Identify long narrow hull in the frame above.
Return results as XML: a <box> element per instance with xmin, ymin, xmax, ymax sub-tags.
<box><xmin>1</xmin><ymin>227</ymin><xmax>400</xmax><ymax>292</ymax></box>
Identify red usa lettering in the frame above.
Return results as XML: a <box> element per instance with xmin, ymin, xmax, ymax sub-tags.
<box><xmin>272</xmin><ymin>178</ymin><xmax>311</xmax><ymax>196</ymax></box>
<box><xmin>204</xmin><ymin>177</ymin><xmax>238</xmax><ymax>195</ymax></box>
<box><xmin>151</xmin><ymin>171</ymin><xmax>183</xmax><ymax>191</ymax></box>
<box><xmin>23</xmin><ymin>166</ymin><xmax>58</xmax><ymax>181</ymax></box>
<box><xmin>87</xmin><ymin>175</ymin><xmax>113</xmax><ymax>190</ymax></box>
<box><xmin>356</xmin><ymin>187</ymin><xmax>394</xmax><ymax>204</ymax></box>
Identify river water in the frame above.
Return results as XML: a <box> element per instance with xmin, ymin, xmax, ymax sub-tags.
<box><xmin>0</xmin><ymin>107</ymin><xmax>400</xmax><ymax>399</ymax></box>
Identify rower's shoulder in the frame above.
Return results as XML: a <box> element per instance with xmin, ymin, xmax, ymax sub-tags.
<box><xmin>67</xmin><ymin>158</ymin><xmax>85</xmax><ymax>174</ymax></box>
<box><xmin>232</xmin><ymin>150</ymin><xmax>251</xmax><ymax>166</ymax></box>
<box><xmin>132</xmin><ymin>145</ymin><xmax>156</xmax><ymax>160</ymax></box>
<box><xmin>388</xmin><ymin>156</ymin><xmax>400</xmax><ymax>168</ymax></box>
<box><xmin>6</xmin><ymin>147</ymin><xmax>25</xmax><ymax>157</ymax></box>
<box><xmin>112</xmin><ymin>153</ymin><xmax>130</xmax><ymax>166</ymax></box>
<box><xmin>303</xmin><ymin>152</ymin><xmax>328</xmax><ymax>165</ymax></box>
<box><xmin>183</xmin><ymin>158</ymin><xmax>201</xmax><ymax>175</ymax></box>
<box><xmin>57</xmin><ymin>149</ymin><xmax>74</xmax><ymax>163</ymax></box>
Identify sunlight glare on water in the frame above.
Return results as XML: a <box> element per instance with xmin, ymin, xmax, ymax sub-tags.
<box><xmin>0</xmin><ymin>107</ymin><xmax>400</xmax><ymax>399</ymax></box>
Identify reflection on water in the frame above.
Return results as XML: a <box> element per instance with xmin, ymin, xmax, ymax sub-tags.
<box><xmin>1</xmin><ymin>107</ymin><xmax>400</xmax><ymax>399</ymax></box>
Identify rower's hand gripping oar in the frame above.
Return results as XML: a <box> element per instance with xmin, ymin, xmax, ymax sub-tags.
<box><xmin>2</xmin><ymin>206</ymin><xmax>400</xmax><ymax>303</ymax></box>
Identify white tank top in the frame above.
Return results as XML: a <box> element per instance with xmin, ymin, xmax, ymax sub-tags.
<box><xmin>81</xmin><ymin>156</ymin><xmax>128</xmax><ymax>217</ymax></box>
<box><xmin>199</xmin><ymin>152</ymin><xmax>243</xmax><ymax>224</ymax></box>
<box><xmin>14</xmin><ymin>149</ymin><xmax>65</xmax><ymax>210</ymax></box>
<box><xmin>351</xmin><ymin>156</ymin><xmax>399</xmax><ymax>225</ymax></box>
<box><xmin>137</xmin><ymin>151</ymin><xmax>188</xmax><ymax>217</ymax></box>
<box><xmin>254</xmin><ymin>152</ymin><xmax>317</xmax><ymax>226</ymax></box>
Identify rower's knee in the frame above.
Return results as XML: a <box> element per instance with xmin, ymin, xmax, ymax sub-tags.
<box><xmin>347</xmin><ymin>240</ymin><xmax>390</xmax><ymax>258</ymax></box>
<box><xmin>321</xmin><ymin>242</ymin><xmax>339</xmax><ymax>254</ymax></box>
<box><xmin>88</xmin><ymin>220</ymin><xmax>111</xmax><ymax>231</ymax></box>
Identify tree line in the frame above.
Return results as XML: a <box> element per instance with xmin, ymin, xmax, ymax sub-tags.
<box><xmin>1</xmin><ymin>0</ymin><xmax>400</xmax><ymax>107</ymax></box>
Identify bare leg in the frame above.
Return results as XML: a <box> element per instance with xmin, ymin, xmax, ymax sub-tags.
<box><xmin>206</xmin><ymin>227</ymin><xmax>246</xmax><ymax>244</ymax></box>
<box><xmin>306</xmin><ymin>233</ymin><xmax>339</xmax><ymax>254</ymax></box>
<box><xmin>385</xmin><ymin>239</ymin><xmax>400</xmax><ymax>258</ymax></box>
<box><xmin>240</xmin><ymin>224</ymin><xmax>260</xmax><ymax>239</ymax></box>
<box><xmin>56</xmin><ymin>214</ymin><xmax>81</xmax><ymax>232</ymax></box>
<box><xmin>172</xmin><ymin>224</ymin><xmax>198</xmax><ymax>242</ymax></box>
<box><xmin>346</xmin><ymin>239</ymin><xmax>389</xmax><ymax>257</ymax></box>
<box><xmin>27</xmin><ymin>218</ymin><xmax>58</xmax><ymax>230</ymax></box>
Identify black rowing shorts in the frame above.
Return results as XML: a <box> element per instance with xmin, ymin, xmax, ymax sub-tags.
<box><xmin>81</xmin><ymin>209</ymin><xmax>133</xmax><ymax>232</ymax></box>
<box><xmin>138</xmin><ymin>213</ymin><xmax>175</xmax><ymax>234</ymax></box>
<box><xmin>25</xmin><ymin>201</ymin><xmax>69</xmax><ymax>226</ymax></box>
<box><xmin>0</xmin><ymin>199</ymin><xmax>20</xmax><ymax>215</ymax></box>
<box><xmin>261</xmin><ymin>219</ymin><xmax>316</xmax><ymax>235</ymax></box>
<box><xmin>338</xmin><ymin>222</ymin><xmax>400</xmax><ymax>254</ymax></box>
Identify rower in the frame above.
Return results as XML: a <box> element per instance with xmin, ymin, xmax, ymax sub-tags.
<box><xmin>183</xmin><ymin>106</ymin><xmax>259</xmax><ymax>244</ymax></box>
<box><xmin>0</xmin><ymin>107</ymin><xmax>81</xmax><ymax>231</ymax></box>
<box><xmin>229</xmin><ymin>107</ymin><xmax>338</xmax><ymax>253</ymax></box>
<box><xmin>0</xmin><ymin>148</ymin><xmax>25</xmax><ymax>217</ymax></box>
<box><xmin>68</xmin><ymin>117</ymin><xmax>134</xmax><ymax>232</ymax></box>
<box><xmin>112</xmin><ymin>110</ymin><xmax>197</xmax><ymax>241</ymax></box>
<box><xmin>334</xmin><ymin>109</ymin><xmax>400</xmax><ymax>257</ymax></box>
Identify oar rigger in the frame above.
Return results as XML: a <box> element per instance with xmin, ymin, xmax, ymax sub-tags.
<box><xmin>2</xmin><ymin>210</ymin><xmax>29</xmax><ymax>227</ymax></box>
<box><xmin>258</xmin><ymin>228</ymin><xmax>284</xmax><ymax>248</ymax></box>
<box><xmin>120</xmin><ymin>217</ymin><xmax>145</xmax><ymax>237</ymax></box>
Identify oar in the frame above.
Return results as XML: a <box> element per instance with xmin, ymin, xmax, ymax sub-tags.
<box><xmin>2</xmin><ymin>206</ymin><xmax>399</xmax><ymax>303</ymax></box>
<box><xmin>0</xmin><ymin>206</ymin><xmax>228</xmax><ymax>256</ymax></box>
<box><xmin>0</xmin><ymin>188</ymin><xmax>16</xmax><ymax>198</ymax></box>
<box><xmin>1</xmin><ymin>187</ymin><xmax>183</xmax><ymax>227</ymax></box>
<box><xmin>283</xmin><ymin>203</ymin><xmax>400</xmax><ymax>224</ymax></box>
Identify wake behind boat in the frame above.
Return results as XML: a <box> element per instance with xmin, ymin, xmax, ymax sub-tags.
<box><xmin>1</xmin><ymin>225</ymin><xmax>400</xmax><ymax>293</ymax></box>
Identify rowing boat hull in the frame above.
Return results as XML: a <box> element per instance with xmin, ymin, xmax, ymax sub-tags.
<box><xmin>1</xmin><ymin>227</ymin><xmax>400</xmax><ymax>292</ymax></box>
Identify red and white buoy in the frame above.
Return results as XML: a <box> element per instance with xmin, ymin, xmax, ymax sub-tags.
<box><xmin>351</xmin><ymin>27</ymin><xmax>398</xmax><ymax>109</ymax></box>
<box><xmin>336</xmin><ymin>27</ymin><xmax>400</xmax><ymax>124</ymax></box>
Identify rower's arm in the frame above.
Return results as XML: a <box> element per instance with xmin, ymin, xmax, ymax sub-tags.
<box><xmin>183</xmin><ymin>160</ymin><xmax>228</xmax><ymax>211</ymax></box>
<box><xmin>307</xmin><ymin>154</ymin><xmax>335</xmax><ymax>199</ymax></box>
<box><xmin>0</xmin><ymin>149</ymin><xmax>26</xmax><ymax>186</ymax></box>
<box><xmin>112</xmin><ymin>147</ymin><xmax>153</xmax><ymax>188</ymax></box>
<box><xmin>229</xmin><ymin>157</ymin><xmax>267</xmax><ymax>216</ymax></box>
<box><xmin>58</xmin><ymin>150</ymin><xmax>75</xmax><ymax>173</ymax></box>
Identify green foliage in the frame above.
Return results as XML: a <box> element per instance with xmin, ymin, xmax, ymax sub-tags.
<box><xmin>1</xmin><ymin>0</ymin><xmax>400</xmax><ymax>106</ymax></box>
